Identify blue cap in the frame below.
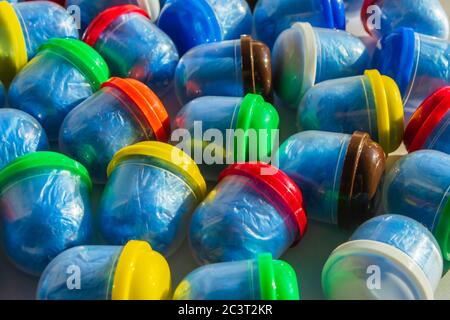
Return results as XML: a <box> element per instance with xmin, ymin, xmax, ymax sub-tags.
<box><xmin>322</xmin><ymin>0</ymin><xmax>346</xmax><ymax>30</ymax></box>
<box><xmin>157</xmin><ymin>0</ymin><xmax>222</xmax><ymax>55</ymax></box>
<box><xmin>375</xmin><ymin>27</ymin><xmax>416</xmax><ymax>96</ymax></box>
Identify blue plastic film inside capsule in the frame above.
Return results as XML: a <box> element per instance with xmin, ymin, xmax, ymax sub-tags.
<box><xmin>98</xmin><ymin>155</ymin><xmax>198</xmax><ymax>256</ymax></box>
<box><xmin>189</xmin><ymin>174</ymin><xmax>297</xmax><ymax>264</ymax></box>
<box><xmin>0</xmin><ymin>109</ymin><xmax>49</xmax><ymax>171</ymax></box>
<box><xmin>37</xmin><ymin>245</ymin><xmax>122</xmax><ymax>300</ymax></box>
<box><xmin>8</xmin><ymin>50</ymin><xmax>94</xmax><ymax>141</ymax></box>
<box><xmin>0</xmin><ymin>167</ymin><xmax>93</xmax><ymax>275</ymax></box>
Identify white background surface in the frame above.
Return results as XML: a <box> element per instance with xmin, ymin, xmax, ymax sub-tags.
<box><xmin>1</xmin><ymin>1</ymin><xmax>450</xmax><ymax>300</ymax></box>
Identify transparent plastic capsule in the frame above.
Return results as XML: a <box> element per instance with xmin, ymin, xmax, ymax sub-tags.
<box><xmin>59</xmin><ymin>77</ymin><xmax>170</xmax><ymax>183</ymax></box>
<box><xmin>0</xmin><ymin>1</ymin><xmax>78</xmax><ymax>85</ymax></box>
<box><xmin>83</xmin><ymin>5</ymin><xmax>178</xmax><ymax>95</ymax></box>
<box><xmin>173</xmin><ymin>94</ymin><xmax>279</xmax><ymax>181</ymax></box>
<box><xmin>98</xmin><ymin>142</ymin><xmax>206</xmax><ymax>256</ymax></box>
<box><xmin>37</xmin><ymin>241</ymin><xmax>171</xmax><ymax>300</ymax></box>
<box><xmin>322</xmin><ymin>215</ymin><xmax>443</xmax><ymax>300</ymax></box>
<box><xmin>274</xmin><ymin>131</ymin><xmax>385</xmax><ymax>229</ymax></box>
<box><xmin>361</xmin><ymin>0</ymin><xmax>449</xmax><ymax>39</ymax></box>
<box><xmin>383</xmin><ymin>150</ymin><xmax>450</xmax><ymax>262</ymax></box>
<box><xmin>8</xmin><ymin>38</ymin><xmax>110</xmax><ymax>140</ymax></box>
<box><xmin>375</xmin><ymin>28</ymin><xmax>450</xmax><ymax>121</ymax></box>
<box><xmin>254</xmin><ymin>0</ymin><xmax>346</xmax><ymax>49</ymax></box>
<box><xmin>297</xmin><ymin>69</ymin><xmax>404</xmax><ymax>153</ymax></box>
<box><xmin>0</xmin><ymin>152</ymin><xmax>94</xmax><ymax>275</ymax></box>
<box><xmin>174</xmin><ymin>253</ymin><xmax>300</xmax><ymax>300</ymax></box>
<box><xmin>66</xmin><ymin>0</ymin><xmax>161</xmax><ymax>32</ymax></box>
<box><xmin>175</xmin><ymin>36</ymin><xmax>272</xmax><ymax>105</ymax></box>
<box><xmin>273</xmin><ymin>23</ymin><xmax>371</xmax><ymax>109</ymax></box>
<box><xmin>189</xmin><ymin>163</ymin><xmax>307</xmax><ymax>264</ymax></box>
<box><xmin>0</xmin><ymin>108</ymin><xmax>49</xmax><ymax>171</ymax></box>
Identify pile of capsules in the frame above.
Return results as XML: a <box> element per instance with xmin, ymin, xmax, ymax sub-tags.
<box><xmin>0</xmin><ymin>0</ymin><xmax>450</xmax><ymax>300</ymax></box>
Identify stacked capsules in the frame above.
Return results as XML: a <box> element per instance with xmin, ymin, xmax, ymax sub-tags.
<box><xmin>0</xmin><ymin>0</ymin><xmax>449</xmax><ymax>302</ymax></box>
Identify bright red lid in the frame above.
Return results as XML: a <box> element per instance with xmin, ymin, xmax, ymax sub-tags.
<box><xmin>83</xmin><ymin>5</ymin><xmax>150</xmax><ymax>46</ymax></box>
<box><xmin>404</xmin><ymin>87</ymin><xmax>450</xmax><ymax>152</ymax></box>
<box><xmin>102</xmin><ymin>77</ymin><xmax>170</xmax><ymax>142</ymax></box>
<box><xmin>361</xmin><ymin>0</ymin><xmax>378</xmax><ymax>36</ymax></box>
<box><xmin>219</xmin><ymin>163</ymin><xmax>307</xmax><ymax>244</ymax></box>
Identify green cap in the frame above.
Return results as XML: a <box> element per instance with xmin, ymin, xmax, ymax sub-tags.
<box><xmin>38</xmin><ymin>38</ymin><xmax>110</xmax><ymax>91</ymax></box>
<box><xmin>258</xmin><ymin>253</ymin><xmax>300</xmax><ymax>300</ymax></box>
<box><xmin>235</xmin><ymin>94</ymin><xmax>279</xmax><ymax>162</ymax></box>
<box><xmin>0</xmin><ymin>152</ymin><xmax>92</xmax><ymax>191</ymax></box>
<box><xmin>435</xmin><ymin>196</ymin><xmax>450</xmax><ymax>261</ymax></box>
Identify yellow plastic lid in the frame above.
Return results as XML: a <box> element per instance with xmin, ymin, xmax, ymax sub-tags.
<box><xmin>0</xmin><ymin>2</ymin><xmax>27</xmax><ymax>86</ymax></box>
<box><xmin>365</xmin><ymin>69</ymin><xmax>404</xmax><ymax>153</ymax></box>
<box><xmin>107</xmin><ymin>141</ymin><xmax>207</xmax><ymax>200</ymax></box>
<box><xmin>112</xmin><ymin>240</ymin><xmax>172</xmax><ymax>300</ymax></box>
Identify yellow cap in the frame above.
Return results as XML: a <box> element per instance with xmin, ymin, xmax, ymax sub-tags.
<box><xmin>107</xmin><ymin>141</ymin><xmax>207</xmax><ymax>200</ymax></box>
<box><xmin>365</xmin><ymin>69</ymin><xmax>404</xmax><ymax>153</ymax></box>
<box><xmin>112</xmin><ymin>240</ymin><xmax>172</xmax><ymax>300</ymax></box>
<box><xmin>0</xmin><ymin>2</ymin><xmax>27</xmax><ymax>86</ymax></box>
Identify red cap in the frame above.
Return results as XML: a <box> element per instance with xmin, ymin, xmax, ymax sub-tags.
<box><xmin>361</xmin><ymin>0</ymin><xmax>378</xmax><ymax>36</ymax></box>
<box><xmin>404</xmin><ymin>87</ymin><xmax>450</xmax><ymax>152</ymax></box>
<box><xmin>219</xmin><ymin>163</ymin><xmax>307</xmax><ymax>245</ymax></box>
<box><xmin>83</xmin><ymin>5</ymin><xmax>150</xmax><ymax>46</ymax></box>
<box><xmin>102</xmin><ymin>77</ymin><xmax>170</xmax><ymax>142</ymax></box>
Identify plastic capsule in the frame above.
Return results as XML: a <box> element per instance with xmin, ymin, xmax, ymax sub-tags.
<box><xmin>175</xmin><ymin>36</ymin><xmax>272</xmax><ymax>105</ymax></box>
<box><xmin>404</xmin><ymin>87</ymin><xmax>450</xmax><ymax>154</ymax></box>
<box><xmin>8</xmin><ymin>39</ymin><xmax>109</xmax><ymax>140</ymax></box>
<box><xmin>375</xmin><ymin>28</ymin><xmax>450</xmax><ymax>121</ymax></box>
<box><xmin>83</xmin><ymin>5</ymin><xmax>178</xmax><ymax>95</ymax></box>
<box><xmin>383</xmin><ymin>150</ymin><xmax>450</xmax><ymax>261</ymax></box>
<box><xmin>0</xmin><ymin>1</ymin><xmax>78</xmax><ymax>85</ymax></box>
<box><xmin>98</xmin><ymin>142</ymin><xmax>206</xmax><ymax>256</ymax></box>
<box><xmin>59</xmin><ymin>77</ymin><xmax>170</xmax><ymax>183</ymax></box>
<box><xmin>37</xmin><ymin>241</ymin><xmax>171</xmax><ymax>300</ymax></box>
<box><xmin>274</xmin><ymin>131</ymin><xmax>385</xmax><ymax>229</ymax></box>
<box><xmin>66</xmin><ymin>0</ymin><xmax>161</xmax><ymax>32</ymax></box>
<box><xmin>273</xmin><ymin>23</ymin><xmax>371</xmax><ymax>109</ymax></box>
<box><xmin>0</xmin><ymin>152</ymin><xmax>94</xmax><ymax>275</ymax></box>
<box><xmin>254</xmin><ymin>0</ymin><xmax>346</xmax><ymax>49</ymax></box>
<box><xmin>298</xmin><ymin>69</ymin><xmax>404</xmax><ymax>153</ymax></box>
<box><xmin>157</xmin><ymin>0</ymin><xmax>252</xmax><ymax>55</ymax></box>
<box><xmin>0</xmin><ymin>109</ymin><xmax>49</xmax><ymax>171</ymax></box>
<box><xmin>322</xmin><ymin>215</ymin><xmax>443</xmax><ymax>300</ymax></box>
<box><xmin>361</xmin><ymin>0</ymin><xmax>449</xmax><ymax>39</ymax></box>
<box><xmin>174</xmin><ymin>253</ymin><xmax>299</xmax><ymax>300</ymax></box>
<box><xmin>189</xmin><ymin>162</ymin><xmax>307</xmax><ymax>264</ymax></box>
<box><xmin>173</xmin><ymin>94</ymin><xmax>279</xmax><ymax>181</ymax></box>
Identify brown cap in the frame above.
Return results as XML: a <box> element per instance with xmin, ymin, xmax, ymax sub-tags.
<box><xmin>241</xmin><ymin>35</ymin><xmax>273</xmax><ymax>102</ymax></box>
<box><xmin>338</xmin><ymin>132</ymin><xmax>386</xmax><ymax>229</ymax></box>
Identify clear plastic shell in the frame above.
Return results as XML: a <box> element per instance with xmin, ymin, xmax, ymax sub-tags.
<box><xmin>13</xmin><ymin>2</ymin><xmax>79</xmax><ymax>58</ymax></box>
<box><xmin>98</xmin><ymin>156</ymin><xmax>198</xmax><ymax>256</ymax></box>
<box><xmin>0</xmin><ymin>109</ymin><xmax>49</xmax><ymax>171</ymax></box>
<box><xmin>0</xmin><ymin>167</ymin><xmax>94</xmax><ymax>275</ymax></box>
<box><xmin>298</xmin><ymin>75</ymin><xmax>378</xmax><ymax>139</ymax></box>
<box><xmin>275</xmin><ymin>131</ymin><xmax>350</xmax><ymax>225</ymax></box>
<box><xmin>37</xmin><ymin>245</ymin><xmax>122</xmax><ymax>300</ymax></box>
<box><xmin>94</xmin><ymin>12</ymin><xmax>178</xmax><ymax>95</ymax></box>
<box><xmin>189</xmin><ymin>174</ymin><xmax>298</xmax><ymax>264</ymax></box>
<box><xmin>175</xmin><ymin>40</ymin><xmax>244</xmax><ymax>105</ymax></box>
<box><xmin>8</xmin><ymin>50</ymin><xmax>93</xmax><ymax>140</ymax></box>
<box><xmin>59</xmin><ymin>86</ymin><xmax>153</xmax><ymax>183</ymax></box>
<box><xmin>174</xmin><ymin>259</ymin><xmax>261</xmax><ymax>300</ymax></box>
